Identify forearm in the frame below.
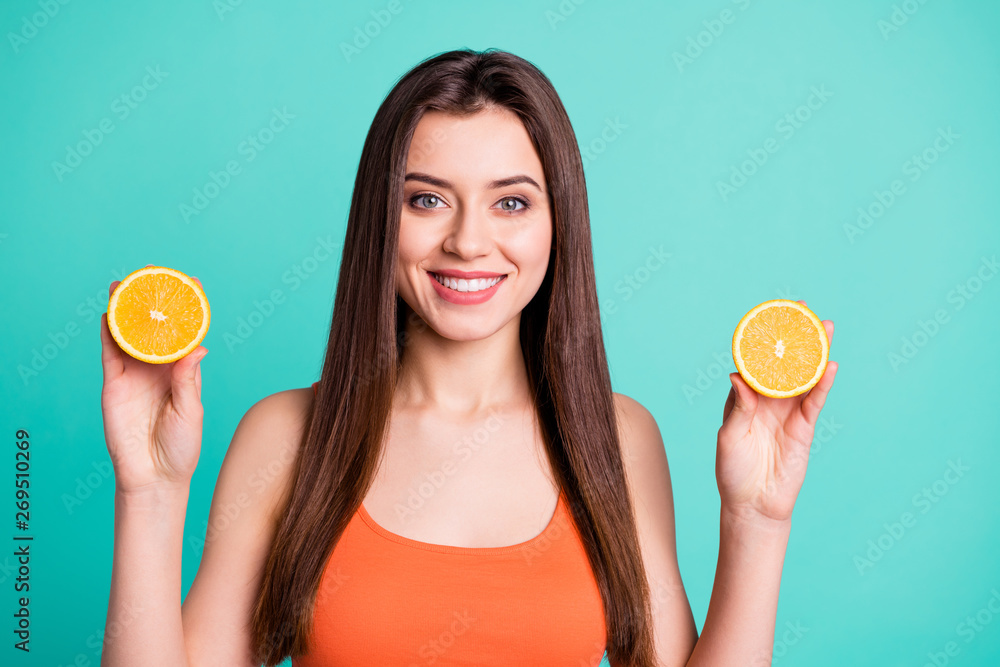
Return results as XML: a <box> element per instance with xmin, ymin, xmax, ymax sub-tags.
<box><xmin>684</xmin><ymin>507</ymin><xmax>792</xmax><ymax>667</ymax></box>
<box><xmin>101</xmin><ymin>485</ymin><xmax>192</xmax><ymax>667</ymax></box>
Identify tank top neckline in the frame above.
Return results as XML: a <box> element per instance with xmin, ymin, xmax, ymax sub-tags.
<box><xmin>357</xmin><ymin>490</ymin><xmax>566</xmax><ymax>556</ymax></box>
<box><xmin>313</xmin><ymin>382</ymin><xmax>568</xmax><ymax>556</ymax></box>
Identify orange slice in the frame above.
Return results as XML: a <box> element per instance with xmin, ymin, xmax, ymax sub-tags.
<box><xmin>107</xmin><ymin>266</ymin><xmax>210</xmax><ymax>364</ymax></box>
<box><xmin>732</xmin><ymin>299</ymin><xmax>828</xmax><ymax>398</ymax></box>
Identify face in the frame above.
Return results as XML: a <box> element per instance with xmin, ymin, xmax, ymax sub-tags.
<box><xmin>396</xmin><ymin>107</ymin><xmax>553</xmax><ymax>341</ymax></box>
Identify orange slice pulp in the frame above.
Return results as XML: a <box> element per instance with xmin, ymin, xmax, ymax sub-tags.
<box><xmin>732</xmin><ymin>299</ymin><xmax>828</xmax><ymax>398</ymax></box>
<box><xmin>107</xmin><ymin>266</ymin><xmax>210</xmax><ymax>364</ymax></box>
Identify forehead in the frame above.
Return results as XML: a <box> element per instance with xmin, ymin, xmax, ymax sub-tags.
<box><xmin>405</xmin><ymin>108</ymin><xmax>545</xmax><ymax>187</ymax></box>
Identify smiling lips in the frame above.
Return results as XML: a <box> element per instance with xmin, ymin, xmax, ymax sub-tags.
<box><xmin>427</xmin><ymin>270</ymin><xmax>507</xmax><ymax>304</ymax></box>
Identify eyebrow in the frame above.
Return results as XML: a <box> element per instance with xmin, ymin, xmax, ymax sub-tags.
<box><xmin>404</xmin><ymin>172</ymin><xmax>543</xmax><ymax>193</ymax></box>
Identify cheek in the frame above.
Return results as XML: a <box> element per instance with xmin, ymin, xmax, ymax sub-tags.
<box><xmin>396</xmin><ymin>227</ymin><xmax>423</xmax><ymax>293</ymax></box>
<box><xmin>397</xmin><ymin>219</ymin><xmax>431</xmax><ymax>267</ymax></box>
<box><xmin>517</xmin><ymin>223</ymin><xmax>552</xmax><ymax>278</ymax></box>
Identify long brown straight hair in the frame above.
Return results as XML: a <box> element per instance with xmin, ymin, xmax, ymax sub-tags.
<box><xmin>250</xmin><ymin>48</ymin><xmax>657</xmax><ymax>667</ymax></box>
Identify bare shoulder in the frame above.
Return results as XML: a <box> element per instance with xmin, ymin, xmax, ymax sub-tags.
<box><xmin>611</xmin><ymin>391</ymin><xmax>672</xmax><ymax>519</ymax></box>
<box><xmin>612</xmin><ymin>392</ymin><xmax>667</xmax><ymax>478</ymax></box>
<box><xmin>230</xmin><ymin>386</ymin><xmax>315</xmax><ymax>520</ymax></box>
<box><xmin>611</xmin><ymin>391</ymin><xmax>697</xmax><ymax>663</ymax></box>
<box><xmin>238</xmin><ymin>385</ymin><xmax>314</xmax><ymax>437</ymax></box>
<box><xmin>181</xmin><ymin>385</ymin><xmax>315</xmax><ymax>665</ymax></box>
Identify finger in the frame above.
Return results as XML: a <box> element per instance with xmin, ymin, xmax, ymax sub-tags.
<box><xmin>171</xmin><ymin>346</ymin><xmax>208</xmax><ymax>419</ymax></box>
<box><xmin>100</xmin><ymin>312</ymin><xmax>126</xmax><ymax>381</ymax></box>
<box><xmin>195</xmin><ymin>358</ymin><xmax>202</xmax><ymax>401</ymax></box>
<box><xmin>824</xmin><ymin>320</ymin><xmax>834</xmax><ymax>347</ymax></box>
<box><xmin>191</xmin><ymin>276</ymin><xmax>203</xmax><ymax>289</ymax></box>
<box><xmin>720</xmin><ymin>372</ymin><xmax>759</xmax><ymax>439</ymax></box>
<box><xmin>722</xmin><ymin>385</ymin><xmax>736</xmax><ymax>422</ymax></box>
<box><xmin>801</xmin><ymin>361</ymin><xmax>838</xmax><ymax>425</ymax></box>
<box><xmin>109</xmin><ymin>280</ymin><xmax>120</xmax><ymax>300</ymax></box>
<box><xmin>797</xmin><ymin>299</ymin><xmax>807</xmax><ymax>308</ymax></box>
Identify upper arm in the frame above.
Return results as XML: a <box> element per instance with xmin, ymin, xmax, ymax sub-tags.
<box><xmin>613</xmin><ymin>392</ymin><xmax>698</xmax><ymax>667</ymax></box>
<box><xmin>181</xmin><ymin>387</ymin><xmax>313</xmax><ymax>667</ymax></box>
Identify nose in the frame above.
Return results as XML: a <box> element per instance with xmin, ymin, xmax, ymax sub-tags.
<box><xmin>441</xmin><ymin>204</ymin><xmax>492</xmax><ymax>259</ymax></box>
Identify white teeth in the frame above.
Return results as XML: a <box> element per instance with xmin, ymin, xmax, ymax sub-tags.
<box><xmin>432</xmin><ymin>273</ymin><xmax>504</xmax><ymax>292</ymax></box>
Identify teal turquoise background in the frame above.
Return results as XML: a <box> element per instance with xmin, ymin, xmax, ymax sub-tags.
<box><xmin>2</xmin><ymin>0</ymin><xmax>999</xmax><ymax>665</ymax></box>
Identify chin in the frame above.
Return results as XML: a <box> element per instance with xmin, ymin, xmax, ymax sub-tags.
<box><xmin>426</xmin><ymin>317</ymin><xmax>506</xmax><ymax>342</ymax></box>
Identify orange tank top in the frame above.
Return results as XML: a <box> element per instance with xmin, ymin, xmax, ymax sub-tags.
<box><xmin>292</xmin><ymin>381</ymin><xmax>607</xmax><ymax>666</ymax></box>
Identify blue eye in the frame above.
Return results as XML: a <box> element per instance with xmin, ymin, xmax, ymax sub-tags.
<box><xmin>496</xmin><ymin>196</ymin><xmax>530</xmax><ymax>212</ymax></box>
<box><xmin>410</xmin><ymin>193</ymin><xmax>445</xmax><ymax>209</ymax></box>
<box><xmin>407</xmin><ymin>193</ymin><xmax>531</xmax><ymax>212</ymax></box>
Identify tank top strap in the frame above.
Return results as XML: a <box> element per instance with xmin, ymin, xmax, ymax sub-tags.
<box><xmin>311</xmin><ymin>381</ymin><xmax>318</xmax><ymax>395</ymax></box>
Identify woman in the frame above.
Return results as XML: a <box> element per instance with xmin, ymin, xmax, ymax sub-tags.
<box><xmin>99</xmin><ymin>48</ymin><xmax>837</xmax><ymax>667</ymax></box>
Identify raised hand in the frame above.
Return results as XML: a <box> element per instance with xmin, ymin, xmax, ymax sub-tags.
<box><xmin>99</xmin><ymin>265</ymin><xmax>209</xmax><ymax>494</ymax></box>
<box><xmin>715</xmin><ymin>300</ymin><xmax>838</xmax><ymax>523</ymax></box>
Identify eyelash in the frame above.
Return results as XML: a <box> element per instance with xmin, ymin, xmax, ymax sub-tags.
<box><xmin>407</xmin><ymin>193</ymin><xmax>532</xmax><ymax>213</ymax></box>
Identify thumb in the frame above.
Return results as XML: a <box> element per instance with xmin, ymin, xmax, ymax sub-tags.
<box><xmin>721</xmin><ymin>372</ymin><xmax>758</xmax><ymax>438</ymax></box>
<box><xmin>171</xmin><ymin>347</ymin><xmax>208</xmax><ymax>419</ymax></box>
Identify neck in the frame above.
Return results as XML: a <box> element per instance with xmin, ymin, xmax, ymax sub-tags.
<box><xmin>393</xmin><ymin>312</ymin><xmax>530</xmax><ymax>417</ymax></box>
